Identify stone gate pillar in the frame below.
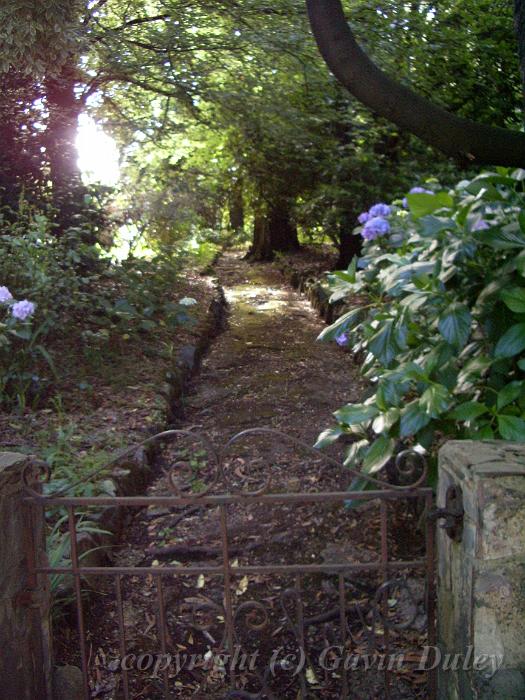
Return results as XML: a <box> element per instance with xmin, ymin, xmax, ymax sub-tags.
<box><xmin>0</xmin><ymin>452</ymin><xmax>52</xmax><ymax>699</ymax></box>
<box><xmin>437</xmin><ymin>441</ymin><xmax>525</xmax><ymax>699</ymax></box>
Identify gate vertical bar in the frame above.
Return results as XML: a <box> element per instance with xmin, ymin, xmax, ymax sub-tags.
<box><xmin>219</xmin><ymin>504</ymin><xmax>236</xmax><ymax>688</ymax></box>
<box><xmin>426</xmin><ymin>491</ymin><xmax>437</xmax><ymax>699</ymax></box>
<box><xmin>156</xmin><ymin>576</ymin><xmax>170</xmax><ymax>698</ymax></box>
<box><xmin>67</xmin><ymin>506</ymin><xmax>90</xmax><ymax>700</ymax></box>
<box><xmin>380</xmin><ymin>500</ymin><xmax>391</xmax><ymax>698</ymax></box>
<box><xmin>294</xmin><ymin>574</ymin><xmax>307</xmax><ymax>699</ymax></box>
<box><xmin>338</xmin><ymin>574</ymin><xmax>349</xmax><ymax>699</ymax></box>
<box><xmin>115</xmin><ymin>574</ymin><xmax>130</xmax><ymax>700</ymax></box>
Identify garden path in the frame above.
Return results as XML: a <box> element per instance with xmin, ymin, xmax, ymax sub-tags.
<box><xmin>183</xmin><ymin>250</ymin><xmax>361</xmax><ymax>447</ymax></box>
<box><xmin>84</xmin><ymin>252</ymin><xmax>425</xmax><ymax>699</ymax></box>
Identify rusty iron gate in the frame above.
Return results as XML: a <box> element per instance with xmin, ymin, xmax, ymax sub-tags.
<box><xmin>23</xmin><ymin>428</ymin><xmax>437</xmax><ymax>700</ymax></box>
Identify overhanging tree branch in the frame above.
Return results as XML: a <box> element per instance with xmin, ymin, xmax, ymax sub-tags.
<box><xmin>98</xmin><ymin>14</ymin><xmax>171</xmax><ymax>33</ymax></box>
<box><xmin>306</xmin><ymin>0</ymin><xmax>525</xmax><ymax>167</ymax></box>
<box><xmin>516</xmin><ymin>0</ymin><xmax>525</xmax><ymax>108</ymax></box>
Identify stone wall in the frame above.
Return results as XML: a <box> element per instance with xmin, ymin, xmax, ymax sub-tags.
<box><xmin>438</xmin><ymin>441</ymin><xmax>525</xmax><ymax>699</ymax></box>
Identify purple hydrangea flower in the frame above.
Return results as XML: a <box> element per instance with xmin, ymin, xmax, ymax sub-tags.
<box><xmin>358</xmin><ymin>212</ymin><xmax>370</xmax><ymax>225</ymax></box>
<box><xmin>472</xmin><ymin>219</ymin><xmax>490</xmax><ymax>231</ymax></box>
<box><xmin>11</xmin><ymin>300</ymin><xmax>36</xmax><ymax>321</ymax></box>
<box><xmin>369</xmin><ymin>203</ymin><xmax>392</xmax><ymax>218</ymax></box>
<box><xmin>0</xmin><ymin>286</ymin><xmax>13</xmax><ymax>304</ymax></box>
<box><xmin>336</xmin><ymin>332</ymin><xmax>349</xmax><ymax>347</ymax></box>
<box><xmin>362</xmin><ymin>217</ymin><xmax>391</xmax><ymax>241</ymax></box>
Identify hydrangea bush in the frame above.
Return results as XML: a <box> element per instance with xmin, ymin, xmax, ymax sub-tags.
<box><xmin>0</xmin><ymin>285</ymin><xmax>44</xmax><ymax>408</ymax></box>
<box><xmin>317</xmin><ymin>169</ymin><xmax>525</xmax><ymax>484</ymax></box>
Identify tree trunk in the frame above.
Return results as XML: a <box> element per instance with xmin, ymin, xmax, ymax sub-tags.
<box><xmin>0</xmin><ymin>71</ymin><xmax>45</xmax><ymax>214</ymax></box>
<box><xmin>336</xmin><ymin>212</ymin><xmax>362</xmax><ymax>268</ymax></box>
<box><xmin>246</xmin><ymin>202</ymin><xmax>300</xmax><ymax>262</ymax></box>
<box><xmin>246</xmin><ymin>212</ymin><xmax>274</xmax><ymax>261</ymax></box>
<box><xmin>45</xmin><ymin>63</ymin><xmax>84</xmax><ymax>233</ymax></box>
<box><xmin>268</xmin><ymin>205</ymin><xmax>300</xmax><ymax>252</ymax></box>
<box><xmin>516</xmin><ymin>0</ymin><xmax>525</xmax><ymax>110</ymax></box>
<box><xmin>0</xmin><ymin>102</ymin><xmax>26</xmax><ymax>213</ymax></box>
<box><xmin>306</xmin><ymin>0</ymin><xmax>525</xmax><ymax>166</ymax></box>
<box><xmin>228</xmin><ymin>180</ymin><xmax>245</xmax><ymax>232</ymax></box>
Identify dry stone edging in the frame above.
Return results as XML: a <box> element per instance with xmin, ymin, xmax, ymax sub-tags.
<box><xmin>160</xmin><ymin>281</ymin><xmax>228</xmax><ymax>423</ymax></box>
<box><xmin>274</xmin><ymin>257</ymin><xmax>347</xmax><ymax>324</ymax></box>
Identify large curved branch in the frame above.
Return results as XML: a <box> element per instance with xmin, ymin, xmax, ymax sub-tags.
<box><xmin>516</xmin><ymin>0</ymin><xmax>525</xmax><ymax>108</ymax></box>
<box><xmin>306</xmin><ymin>0</ymin><xmax>525</xmax><ymax>167</ymax></box>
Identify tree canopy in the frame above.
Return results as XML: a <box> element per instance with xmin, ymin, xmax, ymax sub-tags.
<box><xmin>1</xmin><ymin>0</ymin><xmax>524</xmax><ymax>258</ymax></box>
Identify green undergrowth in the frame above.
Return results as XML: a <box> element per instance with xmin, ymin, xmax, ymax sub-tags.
<box><xmin>0</xmin><ymin>211</ymin><xmax>216</xmax><ymax>412</ymax></box>
<box><xmin>0</xmin><ymin>213</ymin><xmax>222</xmax><ymax>609</ymax></box>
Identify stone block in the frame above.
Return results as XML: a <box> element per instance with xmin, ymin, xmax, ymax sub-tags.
<box><xmin>0</xmin><ymin>452</ymin><xmax>52</xmax><ymax>699</ymax></box>
<box><xmin>438</xmin><ymin>441</ymin><xmax>525</xmax><ymax>700</ymax></box>
<box><xmin>52</xmin><ymin>665</ymin><xmax>84</xmax><ymax>700</ymax></box>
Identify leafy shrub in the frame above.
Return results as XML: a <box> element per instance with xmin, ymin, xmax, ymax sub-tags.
<box><xmin>318</xmin><ymin>169</ymin><xmax>525</xmax><ymax>483</ymax></box>
<box><xmin>0</xmin><ymin>210</ymin><xmax>197</xmax><ymax>409</ymax></box>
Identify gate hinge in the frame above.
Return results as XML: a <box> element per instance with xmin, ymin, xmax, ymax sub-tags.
<box><xmin>428</xmin><ymin>484</ymin><xmax>464</xmax><ymax>542</ymax></box>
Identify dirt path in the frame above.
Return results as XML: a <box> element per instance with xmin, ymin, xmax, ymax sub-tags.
<box><xmin>183</xmin><ymin>251</ymin><xmax>361</xmax><ymax>444</ymax></box>
<box><xmin>79</xmin><ymin>252</ymin><xmax>428</xmax><ymax>700</ymax></box>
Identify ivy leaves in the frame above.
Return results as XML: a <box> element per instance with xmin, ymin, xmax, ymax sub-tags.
<box><xmin>317</xmin><ymin>308</ymin><xmax>363</xmax><ymax>343</ymax></box>
<box><xmin>362</xmin><ymin>436</ymin><xmax>396</xmax><ymax>474</ymax></box>
<box><xmin>494</xmin><ymin>285</ymin><xmax>525</xmax><ymax>358</ymax></box>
